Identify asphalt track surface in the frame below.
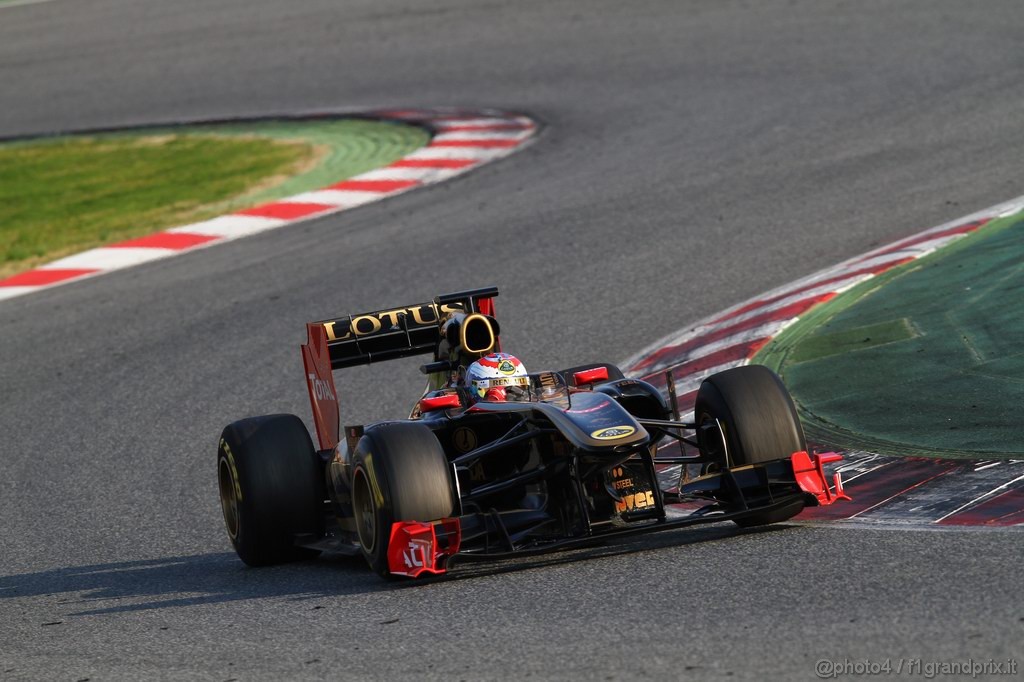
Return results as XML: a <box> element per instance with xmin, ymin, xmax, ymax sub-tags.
<box><xmin>2</xmin><ymin>1</ymin><xmax>1023</xmax><ymax>680</ymax></box>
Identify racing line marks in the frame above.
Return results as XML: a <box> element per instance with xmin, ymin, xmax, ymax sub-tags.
<box><xmin>628</xmin><ymin>196</ymin><xmax>1024</xmax><ymax>527</ymax></box>
<box><xmin>934</xmin><ymin>472</ymin><xmax>1024</xmax><ymax>524</ymax></box>
<box><xmin>0</xmin><ymin>109</ymin><xmax>537</xmax><ymax>301</ymax></box>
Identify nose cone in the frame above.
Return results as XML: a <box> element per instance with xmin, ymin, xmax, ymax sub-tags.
<box><xmin>556</xmin><ymin>391</ymin><xmax>649</xmax><ymax>450</ymax></box>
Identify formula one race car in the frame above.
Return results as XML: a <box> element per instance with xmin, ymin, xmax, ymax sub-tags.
<box><xmin>216</xmin><ymin>287</ymin><xmax>849</xmax><ymax>578</ymax></box>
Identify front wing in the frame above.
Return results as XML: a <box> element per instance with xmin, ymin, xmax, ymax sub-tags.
<box><xmin>386</xmin><ymin>451</ymin><xmax>850</xmax><ymax>578</ymax></box>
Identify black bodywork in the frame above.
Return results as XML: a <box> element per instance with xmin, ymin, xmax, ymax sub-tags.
<box><xmin>250</xmin><ymin>285</ymin><xmax>846</xmax><ymax>578</ymax></box>
<box><xmin>311</xmin><ymin>363</ymin><xmax>816</xmax><ymax>565</ymax></box>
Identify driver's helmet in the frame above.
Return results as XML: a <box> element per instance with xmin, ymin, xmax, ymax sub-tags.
<box><xmin>465</xmin><ymin>352</ymin><xmax>530</xmax><ymax>402</ymax></box>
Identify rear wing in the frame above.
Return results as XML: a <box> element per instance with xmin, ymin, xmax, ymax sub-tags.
<box><xmin>300</xmin><ymin>286</ymin><xmax>499</xmax><ymax>450</ymax></box>
<box><xmin>317</xmin><ymin>286</ymin><xmax>498</xmax><ymax>370</ymax></box>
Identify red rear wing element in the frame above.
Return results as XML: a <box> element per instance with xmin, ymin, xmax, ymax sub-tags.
<box><xmin>387</xmin><ymin>519</ymin><xmax>462</xmax><ymax>578</ymax></box>
<box><xmin>477</xmin><ymin>295</ymin><xmax>498</xmax><ymax>350</ymax></box>
<box><xmin>791</xmin><ymin>451</ymin><xmax>851</xmax><ymax>505</ymax></box>
<box><xmin>301</xmin><ymin>322</ymin><xmax>340</xmax><ymax>450</ymax></box>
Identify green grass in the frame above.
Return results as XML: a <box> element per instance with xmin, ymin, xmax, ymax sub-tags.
<box><xmin>0</xmin><ymin>134</ymin><xmax>313</xmax><ymax>276</ymax></box>
<box><xmin>0</xmin><ymin>119</ymin><xmax>430</xmax><ymax>278</ymax></box>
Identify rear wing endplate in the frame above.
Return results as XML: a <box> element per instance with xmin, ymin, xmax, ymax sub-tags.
<box><xmin>301</xmin><ymin>322</ymin><xmax>340</xmax><ymax>450</ymax></box>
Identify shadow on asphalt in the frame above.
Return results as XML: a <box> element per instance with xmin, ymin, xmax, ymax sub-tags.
<box><xmin>402</xmin><ymin>521</ymin><xmax>794</xmax><ymax>587</ymax></box>
<box><xmin>0</xmin><ymin>523</ymin><xmax>795</xmax><ymax>614</ymax></box>
<box><xmin>0</xmin><ymin>551</ymin><xmax>374</xmax><ymax>616</ymax></box>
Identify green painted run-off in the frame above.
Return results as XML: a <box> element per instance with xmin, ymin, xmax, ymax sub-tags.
<box><xmin>756</xmin><ymin>213</ymin><xmax>1024</xmax><ymax>459</ymax></box>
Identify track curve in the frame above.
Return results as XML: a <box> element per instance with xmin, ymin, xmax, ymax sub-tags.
<box><xmin>2</xmin><ymin>1</ymin><xmax>1024</xmax><ymax>679</ymax></box>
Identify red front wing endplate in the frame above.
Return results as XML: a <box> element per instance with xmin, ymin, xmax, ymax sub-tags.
<box><xmin>387</xmin><ymin>518</ymin><xmax>462</xmax><ymax>578</ymax></box>
<box><xmin>791</xmin><ymin>450</ymin><xmax>851</xmax><ymax>505</ymax></box>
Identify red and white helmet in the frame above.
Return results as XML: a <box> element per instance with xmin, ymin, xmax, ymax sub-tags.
<box><xmin>465</xmin><ymin>353</ymin><xmax>530</xmax><ymax>402</ymax></box>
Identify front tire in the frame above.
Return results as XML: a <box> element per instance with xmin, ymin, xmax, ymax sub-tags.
<box><xmin>694</xmin><ymin>365</ymin><xmax>807</xmax><ymax>527</ymax></box>
<box><xmin>217</xmin><ymin>414</ymin><xmax>323</xmax><ymax>566</ymax></box>
<box><xmin>351</xmin><ymin>422</ymin><xmax>455</xmax><ymax>577</ymax></box>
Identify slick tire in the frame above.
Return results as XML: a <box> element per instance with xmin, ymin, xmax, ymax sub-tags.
<box><xmin>217</xmin><ymin>414</ymin><xmax>324</xmax><ymax>566</ymax></box>
<box><xmin>694</xmin><ymin>365</ymin><xmax>807</xmax><ymax>527</ymax></box>
<box><xmin>351</xmin><ymin>422</ymin><xmax>455</xmax><ymax>577</ymax></box>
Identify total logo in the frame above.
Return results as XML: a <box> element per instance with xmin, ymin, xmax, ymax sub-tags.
<box><xmin>308</xmin><ymin>373</ymin><xmax>336</xmax><ymax>402</ymax></box>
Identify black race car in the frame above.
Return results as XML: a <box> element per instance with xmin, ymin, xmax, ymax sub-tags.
<box><xmin>216</xmin><ymin>287</ymin><xmax>848</xmax><ymax>578</ymax></box>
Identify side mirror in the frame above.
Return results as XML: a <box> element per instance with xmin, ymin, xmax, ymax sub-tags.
<box><xmin>419</xmin><ymin>393</ymin><xmax>462</xmax><ymax>412</ymax></box>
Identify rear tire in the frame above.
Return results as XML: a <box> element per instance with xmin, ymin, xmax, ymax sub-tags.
<box><xmin>694</xmin><ymin>365</ymin><xmax>807</xmax><ymax>527</ymax></box>
<box><xmin>217</xmin><ymin>414</ymin><xmax>323</xmax><ymax>566</ymax></box>
<box><xmin>351</xmin><ymin>422</ymin><xmax>455</xmax><ymax>577</ymax></box>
